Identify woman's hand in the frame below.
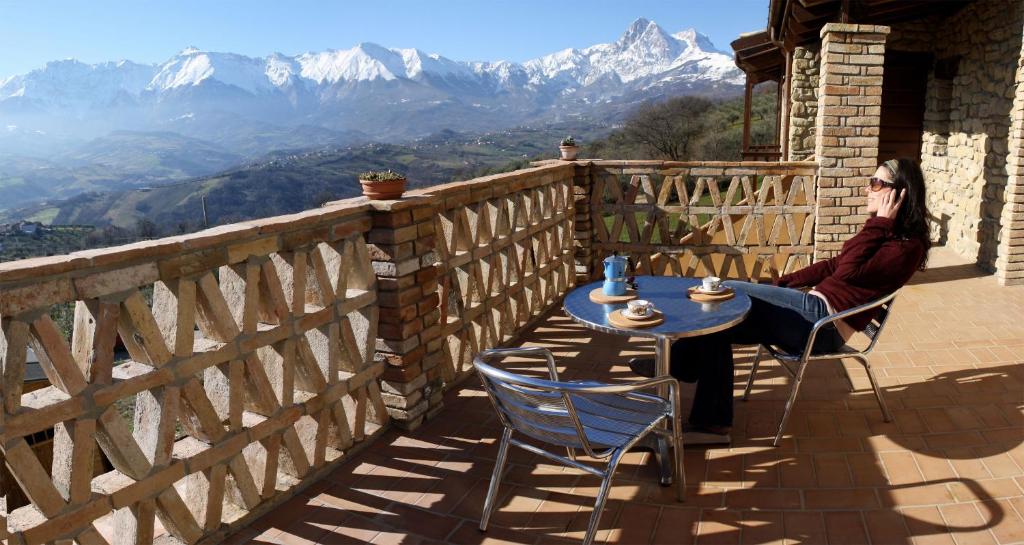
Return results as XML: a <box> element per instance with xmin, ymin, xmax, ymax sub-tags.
<box><xmin>877</xmin><ymin>188</ymin><xmax>906</xmax><ymax>219</ymax></box>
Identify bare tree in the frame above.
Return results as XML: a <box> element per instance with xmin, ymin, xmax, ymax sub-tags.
<box><xmin>620</xmin><ymin>96</ymin><xmax>714</xmax><ymax>160</ymax></box>
<box><xmin>135</xmin><ymin>219</ymin><xmax>158</xmax><ymax>239</ymax></box>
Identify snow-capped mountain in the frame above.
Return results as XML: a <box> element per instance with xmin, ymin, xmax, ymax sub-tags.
<box><xmin>0</xmin><ymin>18</ymin><xmax>741</xmax><ymax>145</ymax></box>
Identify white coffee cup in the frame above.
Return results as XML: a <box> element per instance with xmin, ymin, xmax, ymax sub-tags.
<box><xmin>702</xmin><ymin>276</ymin><xmax>722</xmax><ymax>292</ymax></box>
<box><xmin>627</xmin><ymin>299</ymin><xmax>652</xmax><ymax>316</ymax></box>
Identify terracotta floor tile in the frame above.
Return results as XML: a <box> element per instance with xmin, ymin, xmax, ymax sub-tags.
<box><xmin>814</xmin><ymin>453</ymin><xmax>854</xmax><ymax>488</ymax></box>
<box><xmin>823</xmin><ymin>511</ymin><xmax>869</xmax><ymax>545</ymax></box>
<box><xmin>902</xmin><ymin>506</ymin><xmax>955</xmax><ymax>545</ymax></box>
<box><xmin>804</xmin><ymin>487</ymin><xmax>880</xmax><ymax>510</ymax></box>
<box><xmin>782</xmin><ymin>511</ymin><xmax>827</xmax><ymax>545</ymax></box>
<box><xmin>650</xmin><ymin>506</ymin><xmax>701</xmax><ymax>544</ymax></box>
<box><xmin>981</xmin><ymin>499</ymin><xmax>1024</xmax><ymax>544</ymax></box>
<box><xmin>695</xmin><ymin>509</ymin><xmax>742</xmax><ymax>545</ymax></box>
<box><xmin>604</xmin><ymin>502</ymin><xmax>660</xmax><ymax>544</ymax></box>
<box><xmin>864</xmin><ymin>509</ymin><xmax>912</xmax><ymax>545</ymax></box>
<box><xmin>938</xmin><ymin>503</ymin><xmax>997</xmax><ymax>545</ymax></box>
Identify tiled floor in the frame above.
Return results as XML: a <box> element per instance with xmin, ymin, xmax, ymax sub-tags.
<box><xmin>235</xmin><ymin>247</ymin><xmax>1024</xmax><ymax>544</ymax></box>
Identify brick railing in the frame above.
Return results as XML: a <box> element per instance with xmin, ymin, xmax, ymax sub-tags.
<box><xmin>572</xmin><ymin>160</ymin><xmax>819</xmax><ymax>282</ymax></box>
<box><xmin>366</xmin><ymin>163</ymin><xmax>578</xmax><ymax>429</ymax></box>
<box><xmin>0</xmin><ymin>203</ymin><xmax>387</xmax><ymax>544</ymax></box>
<box><xmin>0</xmin><ymin>158</ymin><xmax>815</xmax><ymax>543</ymax></box>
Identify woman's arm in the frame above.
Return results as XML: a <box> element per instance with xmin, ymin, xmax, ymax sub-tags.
<box><xmin>776</xmin><ymin>257</ymin><xmax>837</xmax><ymax>288</ymax></box>
<box><xmin>831</xmin><ymin>216</ymin><xmax>898</xmax><ymax>281</ymax></box>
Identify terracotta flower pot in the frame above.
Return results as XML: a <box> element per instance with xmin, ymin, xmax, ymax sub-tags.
<box><xmin>359</xmin><ymin>178</ymin><xmax>407</xmax><ymax>200</ymax></box>
<box><xmin>559</xmin><ymin>145</ymin><xmax>579</xmax><ymax>161</ymax></box>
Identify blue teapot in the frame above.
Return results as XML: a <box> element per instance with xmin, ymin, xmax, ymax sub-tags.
<box><xmin>602</xmin><ymin>254</ymin><xmax>629</xmax><ymax>296</ymax></box>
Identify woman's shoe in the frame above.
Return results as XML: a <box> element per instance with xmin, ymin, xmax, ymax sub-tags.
<box><xmin>628</xmin><ymin>358</ymin><xmax>655</xmax><ymax>377</ymax></box>
<box><xmin>682</xmin><ymin>423</ymin><xmax>731</xmax><ymax>446</ymax></box>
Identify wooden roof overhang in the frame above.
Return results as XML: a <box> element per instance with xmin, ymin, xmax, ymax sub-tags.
<box><xmin>731</xmin><ymin>31</ymin><xmax>784</xmax><ymax>84</ymax></box>
<box><xmin>767</xmin><ymin>0</ymin><xmax>974</xmax><ymax>51</ymax></box>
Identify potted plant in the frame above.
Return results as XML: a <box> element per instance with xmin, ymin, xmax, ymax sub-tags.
<box><xmin>358</xmin><ymin>170</ymin><xmax>407</xmax><ymax>200</ymax></box>
<box><xmin>559</xmin><ymin>136</ymin><xmax>579</xmax><ymax>161</ymax></box>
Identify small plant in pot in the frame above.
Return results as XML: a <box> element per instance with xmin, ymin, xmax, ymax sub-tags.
<box><xmin>559</xmin><ymin>136</ymin><xmax>579</xmax><ymax>161</ymax></box>
<box><xmin>358</xmin><ymin>170</ymin><xmax>407</xmax><ymax>200</ymax></box>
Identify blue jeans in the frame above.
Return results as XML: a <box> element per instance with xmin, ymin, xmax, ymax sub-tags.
<box><xmin>670</xmin><ymin>281</ymin><xmax>844</xmax><ymax>429</ymax></box>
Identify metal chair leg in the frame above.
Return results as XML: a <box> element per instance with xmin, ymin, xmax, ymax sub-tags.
<box><xmin>742</xmin><ymin>345</ymin><xmax>765</xmax><ymax>401</ymax></box>
<box><xmin>672</xmin><ymin>415</ymin><xmax>685</xmax><ymax>501</ymax></box>
<box><xmin>480</xmin><ymin>427</ymin><xmax>513</xmax><ymax>531</ymax></box>
<box><xmin>858</xmin><ymin>355</ymin><xmax>893</xmax><ymax>422</ymax></box>
<box><xmin>582</xmin><ymin>450</ymin><xmax>624</xmax><ymax>545</ymax></box>
<box><xmin>773</xmin><ymin>357</ymin><xmax>810</xmax><ymax>447</ymax></box>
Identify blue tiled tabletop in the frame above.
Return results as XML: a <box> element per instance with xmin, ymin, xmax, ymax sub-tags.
<box><xmin>563</xmin><ymin>276</ymin><xmax>752</xmax><ymax>340</ymax></box>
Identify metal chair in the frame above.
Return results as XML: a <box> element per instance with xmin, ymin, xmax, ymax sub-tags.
<box><xmin>742</xmin><ymin>291</ymin><xmax>898</xmax><ymax>447</ymax></box>
<box><xmin>474</xmin><ymin>347</ymin><xmax>684</xmax><ymax>545</ymax></box>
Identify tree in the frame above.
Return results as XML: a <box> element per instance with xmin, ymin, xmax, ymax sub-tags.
<box><xmin>135</xmin><ymin>219</ymin><xmax>158</xmax><ymax>239</ymax></box>
<box><xmin>619</xmin><ymin>96</ymin><xmax>715</xmax><ymax>160</ymax></box>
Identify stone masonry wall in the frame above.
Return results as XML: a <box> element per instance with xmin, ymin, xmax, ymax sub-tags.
<box><xmin>813</xmin><ymin>24</ymin><xmax>889</xmax><ymax>260</ymax></box>
<box><xmin>896</xmin><ymin>1</ymin><xmax>1023</xmax><ymax>270</ymax></box>
<box><xmin>789</xmin><ymin>45</ymin><xmax>820</xmax><ymax>161</ymax></box>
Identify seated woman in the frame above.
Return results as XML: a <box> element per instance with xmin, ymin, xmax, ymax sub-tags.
<box><xmin>629</xmin><ymin>158</ymin><xmax>931</xmax><ymax>444</ymax></box>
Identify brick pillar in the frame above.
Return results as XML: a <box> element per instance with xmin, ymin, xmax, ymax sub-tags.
<box><xmin>813</xmin><ymin>23</ymin><xmax>890</xmax><ymax>261</ymax></box>
<box><xmin>367</xmin><ymin>197</ymin><xmax>443</xmax><ymax>430</ymax></box>
<box><xmin>996</xmin><ymin>39</ymin><xmax>1024</xmax><ymax>286</ymax></box>
<box><xmin>572</xmin><ymin>162</ymin><xmax>595</xmax><ymax>283</ymax></box>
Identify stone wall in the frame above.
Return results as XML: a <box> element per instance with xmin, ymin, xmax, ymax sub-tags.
<box><xmin>788</xmin><ymin>45</ymin><xmax>820</xmax><ymax>161</ymax></box>
<box><xmin>894</xmin><ymin>0</ymin><xmax>1024</xmax><ymax>270</ymax></box>
<box><xmin>812</xmin><ymin>23</ymin><xmax>889</xmax><ymax>260</ymax></box>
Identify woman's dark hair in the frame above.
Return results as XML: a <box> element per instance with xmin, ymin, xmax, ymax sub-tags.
<box><xmin>883</xmin><ymin>158</ymin><xmax>931</xmax><ymax>269</ymax></box>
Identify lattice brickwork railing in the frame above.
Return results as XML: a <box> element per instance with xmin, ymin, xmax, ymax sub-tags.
<box><xmin>423</xmin><ymin>165</ymin><xmax>577</xmax><ymax>380</ymax></box>
<box><xmin>589</xmin><ymin>161</ymin><xmax>818</xmax><ymax>282</ymax></box>
<box><xmin>0</xmin><ymin>202</ymin><xmax>387</xmax><ymax>544</ymax></box>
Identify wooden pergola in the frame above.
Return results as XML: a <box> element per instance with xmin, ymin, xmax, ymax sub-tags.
<box><xmin>731</xmin><ymin>31</ymin><xmax>785</xmax><ymax>161</ymax></box>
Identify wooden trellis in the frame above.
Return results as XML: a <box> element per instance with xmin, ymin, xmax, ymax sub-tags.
<box><xmin>590</xmin><ymin>163</ymin><xmax>818</xmax><ymax>282</ymax></box>
<box><xmin>433</xmin><ymin>173</ymin><xmax>576</xmax><ymax>380</ymax></box>
<box><xmin>0</xmin><ymin>207</ymin><xmax>386</xmax><ymax>544</ymax></box>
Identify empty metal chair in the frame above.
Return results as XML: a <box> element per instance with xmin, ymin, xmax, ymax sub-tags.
<box><xmin>743</xmin><ymin>291</ymin><xmax>898</xmax><ymax>446</ymax></box>
<box><xmin>474</xmin><ymin>347</ymin><xmax>684</xmax><ymax>545</ymax></box>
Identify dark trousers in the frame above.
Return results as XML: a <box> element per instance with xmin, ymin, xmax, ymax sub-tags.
<box><xmin>670</xmin><ymin>281</ymin><xmax>844</xmax><ymax>429</ymax></box>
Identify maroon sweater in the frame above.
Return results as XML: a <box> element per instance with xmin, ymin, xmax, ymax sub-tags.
<box><xmin>777</xmin><ymin>216</ymin><xmax>925</xmax><ymax>331</ymax></box>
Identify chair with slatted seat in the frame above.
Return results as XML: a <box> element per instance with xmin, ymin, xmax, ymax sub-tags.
<box><xmin>473</xmin><ymin>347</ymin><xmax>684</xmax><ymax>545</ymax></box>
<box><xmin>742</xmin><ymin>291</ymin><xmax>898</xmax><ymax>447</ymax></box>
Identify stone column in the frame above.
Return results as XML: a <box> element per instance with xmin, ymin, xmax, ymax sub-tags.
<box><xmin>996</xmin><ymin>38</ymin><xmax>1024</xmax><ymax>286</ymax></box>
<box><xmin>788</xmin><ymin>45</ymin><xmax>820</xmax><ymax>161</ymax></box>
<box><xmin>812</xmin><ymin>23</ymin><xmax>890</xmax><ymax>260</ymax></box>
<box><xmin>367</xmin><ymin>197</ymin><xmax>444</xmax><ymax>430</ymax></box>
<box><xmin>572</xmin><ymin>162</ymin><xmax>596</xmax><ymax>283</ymax></box>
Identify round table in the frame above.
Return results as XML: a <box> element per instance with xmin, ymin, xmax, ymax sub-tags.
<box><xmin>562</xmin><ymin>276</ymin><xmax>752</xmax><ymax>484</ymax></box>
<box><xmin>564</xmin><ymin>276</ymin><xmax>752</xmax><ymax>375</ymax></box>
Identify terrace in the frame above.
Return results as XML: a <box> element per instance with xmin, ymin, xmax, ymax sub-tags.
<box><xmin>0</xmin><ymin>159</ymin><xmax>1020</xmax><ymax>545</ymax></box>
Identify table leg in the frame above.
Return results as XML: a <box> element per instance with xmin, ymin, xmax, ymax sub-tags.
<box><xmin>655</xmin><ymin>335</ymin><xmax>673</xmax><ymax>486</ymax></box>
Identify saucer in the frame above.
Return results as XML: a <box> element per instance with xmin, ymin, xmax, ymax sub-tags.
<box><xmin>697</xmin><ymin>286</ymin><xmax>727</xmax><ymax>295</ymax></box>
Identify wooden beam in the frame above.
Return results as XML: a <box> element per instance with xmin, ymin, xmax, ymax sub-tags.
<box><xmin>743</xmin><ymin>76</ymin><xmax>754</xmax><ymax>155</ymax></box>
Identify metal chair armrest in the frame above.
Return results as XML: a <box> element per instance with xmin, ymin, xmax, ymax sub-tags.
<box><xmin>477</xmin><ymin>347</ymin><xmax>560</xmax><ymax>381</ymax></box>
<box><xmin>802</xmin><ymin>291</ymin><xmax>899</xmax><ymax>357</ymax></box>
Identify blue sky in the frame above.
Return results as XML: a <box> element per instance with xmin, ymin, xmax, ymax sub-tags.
<box><xmin>0</xmin><ymin>0</ymin><xmax>769</xmax><ymax>77</ymax></box>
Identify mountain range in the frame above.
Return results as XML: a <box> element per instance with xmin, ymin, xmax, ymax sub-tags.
<box><xmin>0</xmin><ymin>18</ymin><xmax>742</xmax><ymax>213</ymax></box>
<box><xmin>0</xmin><ymin>19</ymin><xmax>740</xmax><ymax>142</ymax></box>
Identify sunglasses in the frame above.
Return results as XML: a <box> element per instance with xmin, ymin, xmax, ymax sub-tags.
<box><xmin>868</xmin><ymin>177</ymin><xmax>896</xmax><ymax>192</ymax></box>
